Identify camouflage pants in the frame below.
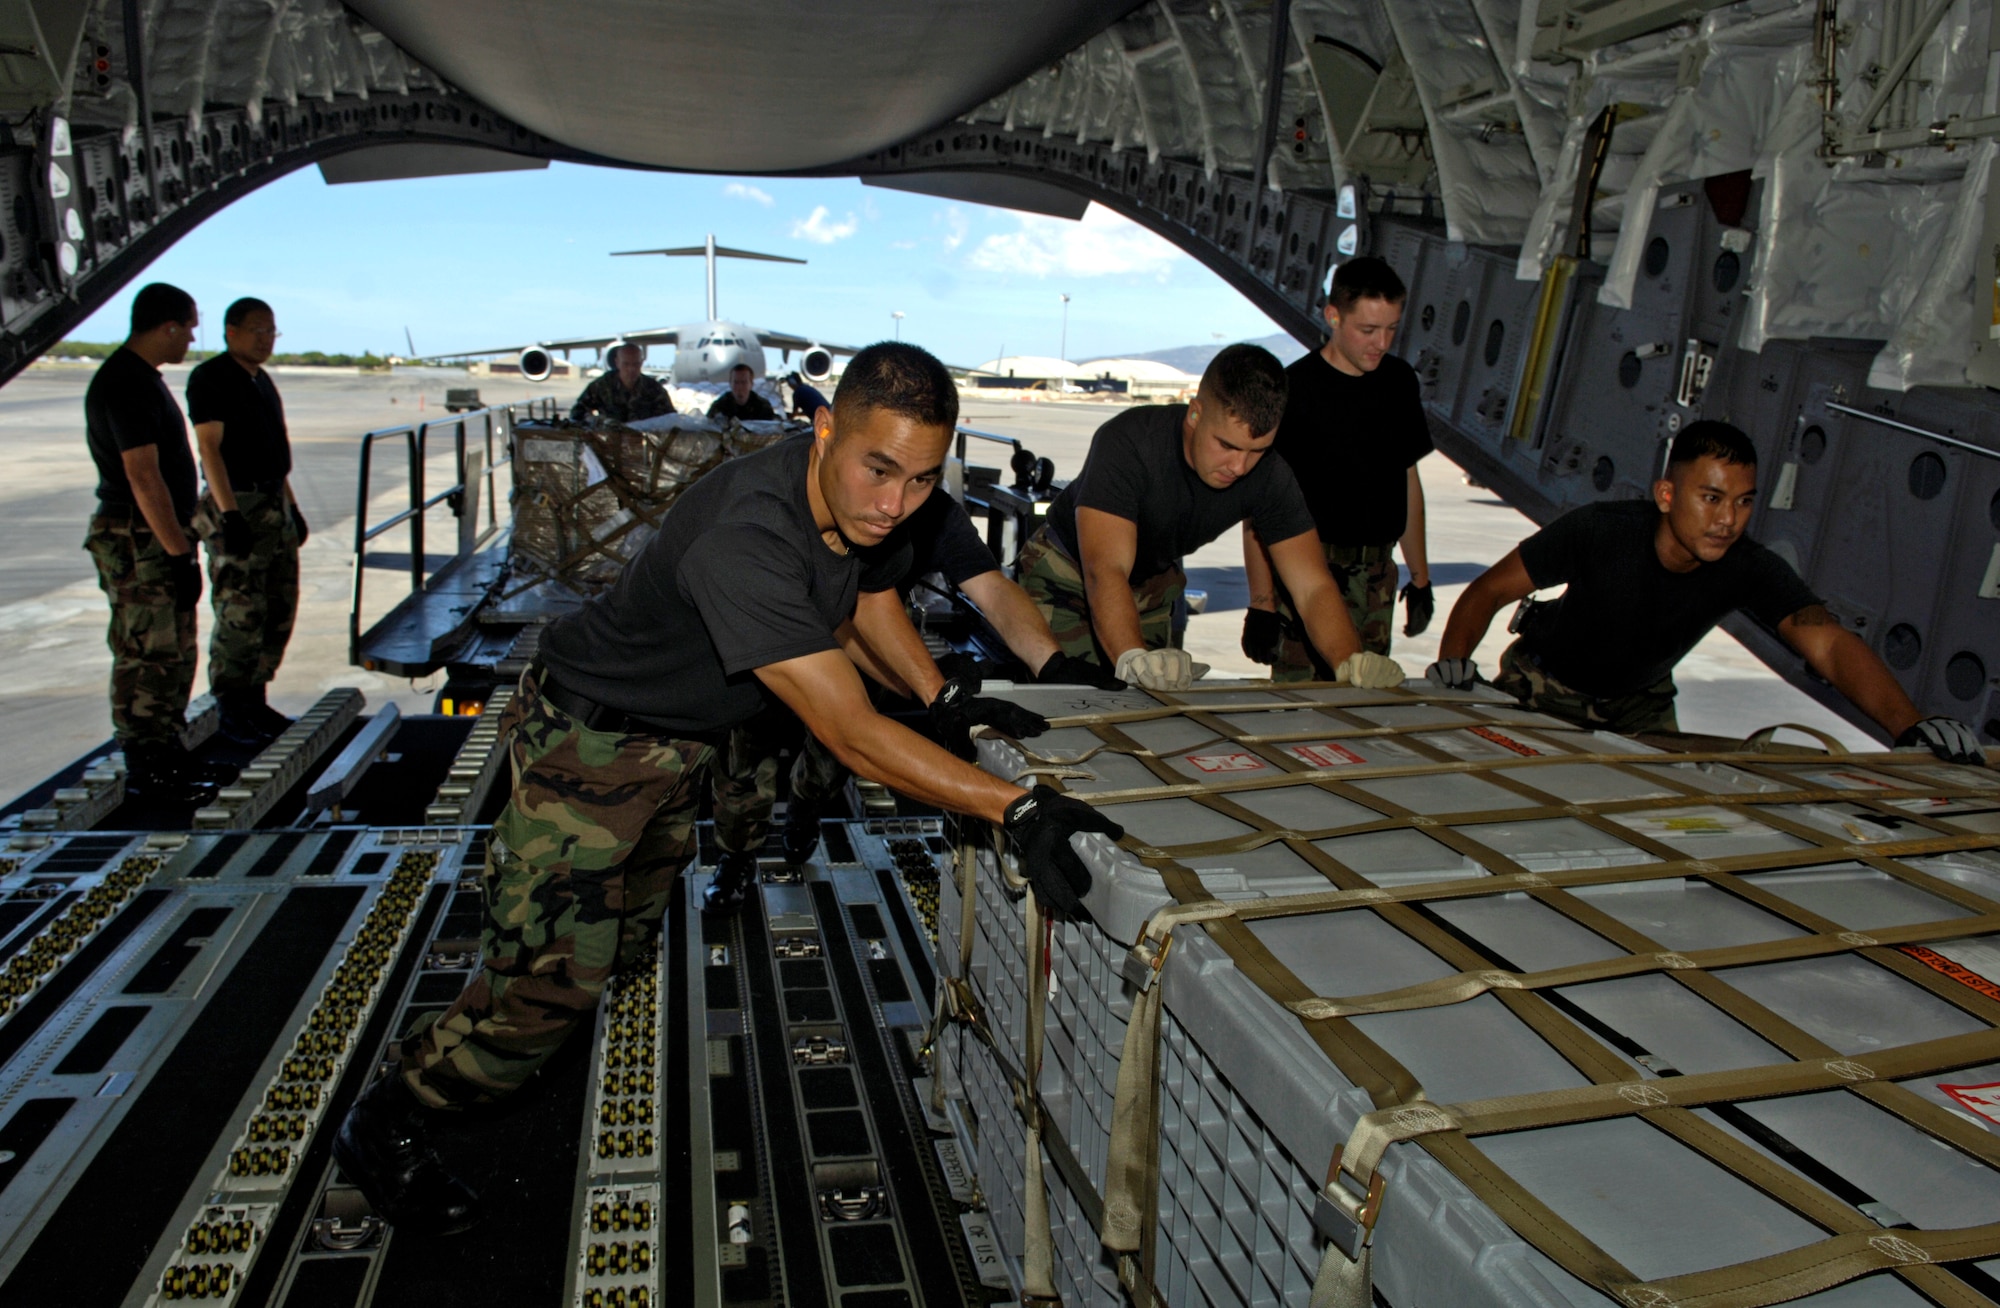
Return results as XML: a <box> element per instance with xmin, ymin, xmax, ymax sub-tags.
<box><xmin>403</xmin><ymin>667</ymin><xmax>717</xmax><ymax>1106</ymax></box>
<box><xmin>1494</xmin><ymin>639</ymin><xmax>1680</xmax><ymax>735</ymax></box>
<box><xmin>1015</xmin><ymin>525</ymin><xmax>1184</xmax><ymax>667</ymax></box>
<box><xmin>202</xmin><ymin>489</ymin><xmax>299</xmax><ymax>692</ymax></box>
<box><xmin>1269</xmin><ymin>544</ymin><xmax>1397</xmax><ymax>682</ymax></box>
<box><xmin>84</xmin><ymin>514</ymin><xmax>196</xmax><ymax>747</ymax></box>
<box><xmin>711</xmin><ymin>712</ymin><xmax>850</xmax><ymax>855</ymax></box>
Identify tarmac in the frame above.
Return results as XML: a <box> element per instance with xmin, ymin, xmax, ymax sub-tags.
<box><xmin>0</xmin><ymin>366</ymin><xmax>1880</xmax><ymax>805</ymax></box>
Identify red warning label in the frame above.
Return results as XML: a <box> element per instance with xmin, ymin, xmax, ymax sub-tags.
<box><xmin>1184</xmin><ymin>751</ymin><xmax>1265</xmax><ymax>773</ymax></box>
<box><xmin>1468</xmin><ymin>725</ymin><xmax>1540</xmax><ymax>757</ymax></box>
<box><xmin>1287</xmin><ymin>742</ymin><xmax>1366</xmax><ymax>768</ymax></box>
<box><xmin>1901</xmin><ymin>945</ymin><xmax>2000</xmax><ymax>1005</ymax></box>
<box><xmin>1940</xmin><ymin>1081</ymin><xmax>2000</xmax><ymax>1126</ymax></box>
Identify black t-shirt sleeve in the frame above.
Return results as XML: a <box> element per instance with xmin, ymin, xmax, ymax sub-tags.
<box><xmin>184</xmin><ymin>364</ymin><xmax>222</xmax><ymax>427</ymax></box>
<box><xmin>921</xmin><ymin>497</ymin><xmax>999</xmax><ymax>585</ymax></box>
<box><xmin>858</xmin><ymin>539</ymin><xmax>915</xmax><ymax>593</ymax></box>
<box><xmin>1074</xmin><ymin>418</ymin><xmax>1148</xmax><ymax>523</ymax></box>
<box><xmin>705</xmin><ymin>395</ymin><xmax>727</xmax><ymax>418</ymax></box>
<box><xmin>1515</xmin><ymin>507</ymin><xmax>1594</xmax><ymax>590</ymax></box>
<box><xmin>100</xmin><ymin>374</ymin><xmax>177</xmax><ymax>453</ymax></box>
<box><xmin>1391</xmin><ymin>363</ymin><xmax>1434</xmax><ymax>466</ymax></box>
<box><xmin>1735</xmin><ymin>543</ymin><xmax>1824</xmax><ymax>626</ymax></box>
<box><xmin>1245</xmin><ymin>455</ymin><xmax>1318</xmax><ymax>545</ymax></box>
<box><xmin>679</xmin><ymin>524</ymin><xmax>841</xmax><ymax>674</ymax></box>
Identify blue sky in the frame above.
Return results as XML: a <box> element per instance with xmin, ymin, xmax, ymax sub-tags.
<box><xmin>66</xmin><ymin>162</ymin><xmax>1288</xmax><ymax>367</ymax></box>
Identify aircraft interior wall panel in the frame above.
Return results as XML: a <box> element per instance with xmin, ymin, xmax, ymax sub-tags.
<box><xmin>1451</xmin><ymin>253</ymin><xmax>1539</xmax><ymax>446</ymax></box>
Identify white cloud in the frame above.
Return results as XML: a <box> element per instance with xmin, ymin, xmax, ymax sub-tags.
<box><xmin>723</xmin><ymin>182</ymin><xmax>774</xmax><ymax>206</ymax></box>
<box><xmin>889</xmin><ymin>239</ymin><xmax>918</xmax><ymax>250</ymax></box>
<box><xmin>967</xmin><ymin>204</ymin><xmax>1183</xmax><ymax>279</ymax></box>
<box><xmin>939</xmin><ymin>205</ymin><xmax>970</xmax><ymax>252</ymax></box>
<box><xmin>791</xmin><ymin>205</ymin><xmax>859</xmax><ymax>244</ymax></box>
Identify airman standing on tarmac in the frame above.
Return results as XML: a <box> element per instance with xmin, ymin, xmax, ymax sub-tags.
<box><xmin>570</xmin><ymin>342</ymin><xmax>674</xmax><ymax>424</ymax></box>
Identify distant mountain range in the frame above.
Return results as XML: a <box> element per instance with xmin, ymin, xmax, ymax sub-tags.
<box><xmin>1084</xmin><ymin>330</ymin><xmax>1309</xmax><ymax>375</ymax></box>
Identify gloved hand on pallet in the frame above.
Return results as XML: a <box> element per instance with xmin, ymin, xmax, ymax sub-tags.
<box><xmin>928</xmin><ymin>673</ymin><xmax>1050</xmax><ymax>761</ymax></box>
<box><xmin>1896</xmin><ymin>716</ymin><xmax>1989</xmax><ymax>767</ymax></box>
<box><xmin>1114</xmin><ymin>647</ymin><xmax>1209</xmax><ymax>692</ymax></box>
<box><xmin>1334</xmin><ymin>650</ymin><xmax>1404</xmax><ymax>689</ymax></box>
<box><xmin>1002</xmin><ymin>785</ymin><xmax>1125</xmax><ymax>919</ymax></box>
<box><xmin>1425</xmin><ymin>658</ymin><xmax>1479</xmax><ymax>691</ymax></box>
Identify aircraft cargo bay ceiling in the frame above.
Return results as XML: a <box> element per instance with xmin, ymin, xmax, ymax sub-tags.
<box><xmin>0</xmin><ymin>0</ymin><xmax>1995</xmax><ymax>741</ymax></box>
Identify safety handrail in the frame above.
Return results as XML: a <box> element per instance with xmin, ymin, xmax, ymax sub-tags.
<box><xmin>348</xmin><ymin>395</ymin><xmax>556</xmax><ymax>663</ymax></box>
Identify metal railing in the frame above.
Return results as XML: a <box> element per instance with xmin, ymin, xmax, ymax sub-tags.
<box><xmin>348</xmin><ymin>397</ymin><xmax>555</xmax><ymax>662</ymax></box>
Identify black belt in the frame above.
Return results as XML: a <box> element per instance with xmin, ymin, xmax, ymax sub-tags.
<box><xmin>528</xmin><ymin>661</ymin><xmax>729</xmax><ymax>747</ymax></box>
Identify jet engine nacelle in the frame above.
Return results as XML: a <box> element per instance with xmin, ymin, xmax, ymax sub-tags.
<box><xmin>518</xmin><ymin>346</ymin><xmax>553</xmax><ymax>383</ymax></box>
<box><xmin>800</xmin><ymin>346</ymin><xmax>834</xmax><ymax>383</ymax></box>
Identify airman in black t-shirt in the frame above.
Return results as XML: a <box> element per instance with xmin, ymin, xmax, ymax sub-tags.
<box><xmin>1430</xmin><ymin>421</ymin><xmax>1987</xmax><ymax>764</ymax></box>
<box><xmin>707</xmin><ymin>362</ymin><xmax>778</xmax><ymax>422</ymax></box>
<box><xmin>1244</xmin><ymin>256</ymin><xmax>1434</xmax><ymax>676</ymax></box>
<box><xmin>82</xmin><ymin>282</ymin><xmax>234</xmax><ymax>803</ymax></box>
<box><xmin>1017</xmin><ymin>345</ymin><xmax>1405</xmax><ymax>692</ymax></box>
<box><xmin>332</xmin><ymin>344</ymin><xmax>1125</xmax><ymax>1238</ymax></box>
<box><xmin>187</xmin><ymin>296</ymin><xmax>304</xmax><ymax>746</ymax></box>
<box><xmin>710</xmin><ymin>487</ymin><xmax>1124</xmax><ymax>880</ymax></box>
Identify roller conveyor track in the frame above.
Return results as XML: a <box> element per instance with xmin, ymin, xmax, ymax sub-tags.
<box><xmin>0</xmin><ymin>820</ymin><xmax>999</xmax><ymax>1308</ymax></box>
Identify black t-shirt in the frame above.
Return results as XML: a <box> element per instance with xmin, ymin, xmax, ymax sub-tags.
<box><xmin>709</xmin><ymin>391</ymin><xmax>777</xmax><ymax>422</ymax></box>
<box><xmin>1517</xmin><ymin>501</ymin><xmax>1824</xmax><ymax>697</ymax></box>
<box><xmin>538</xmin><ymin>436</ymin><xmax>911</xmax><ymax>733</ymax></box>
<box><xmin>1276</xmin><ymin>352</ymin><xmax>1432</xmax><ymax>545</ymax></box>
<box><xmin>86</xmin><ymin>347</ymin><xmax>197</xmax><ymax>522</ymax></box>
<box><xmin>1046</xmin><ymin>404</ymin><xmax>1317</xmax><ymax>582</ymax></box>
<box><xmin>894</xmin><ymin>492</ymin><xmax>999</xmax><ymax>592</ymax></box>
<box><xmin>185</xmin><ymin>354</ymin><xmax>292</xmax><ymax>488</ymax></box>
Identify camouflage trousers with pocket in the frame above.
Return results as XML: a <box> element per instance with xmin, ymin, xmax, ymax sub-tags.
<box><xmin>1015</xmin><ymin>524</ymin><xmax>1185</xmax><ymax>667</ymax></box>
<box><xmin>711</xmin><ymin>709</ymin><xmax>851</xmax><ymax>855</ymax></box>
<box><xmin>402</xmin><ymin>667</ymin><xmax>717</xmax><ymax>1106</ymax></box>
<box><xmin>1494</xmin><ymin>638</ymin><xmax>1680</xmax><ymax>735</ymax></box>
<box><xmin>1267</xmin><ymin>543</ymin><xmax>1397</xmax><ymax>682</ymax></box>
<box><xmin>201</xmin><ymin>488</ymin><xmax>299</xmax><ymax>692</ymax></box>
<box><xmin>84</xmin><ymin>514</ymin><xmax>197</xmax><ymax>747</ymax></box>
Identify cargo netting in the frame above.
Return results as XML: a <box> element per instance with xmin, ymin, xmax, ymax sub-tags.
<box><xmin>937</xmin><ymin>681</ymin><xmax>2000</xmax><ymax>1308</ymax></box>
<box><xmin>504</xmin><ymin>415</ymin><xmax>796</xmax><ymax>598</ymax></box>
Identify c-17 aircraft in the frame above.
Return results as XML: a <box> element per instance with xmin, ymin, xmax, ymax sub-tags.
<box><xmin>452</xmin><ymin>233</ymin><xmax>859</xmax><ymax>385</ymax></box>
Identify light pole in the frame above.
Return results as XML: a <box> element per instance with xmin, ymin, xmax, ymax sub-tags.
<box><xmin>1058</xmin><ymin>293</ymin><xmax>1071</xmax><ymax>363</ymax></box>
<box><xmin>891</xmin><ymin>310</ymin><xmax>905</xmax><ymax>341</ymax></box>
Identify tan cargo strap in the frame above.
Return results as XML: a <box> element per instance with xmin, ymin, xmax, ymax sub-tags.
<box><xmin>1744</xmin><ymin>722</ymin><xmax>1850</xmax><ymax>754</ymax></box>
<box><xmin>1019</xmin><ymin>883</ymin><xmax>1062</xmax><ymax>1305</ymax></box>
<box><xmin>1284</xmin><ymin>913</ymin><xmax>2000</xmax><ymax>1020</ymax></box>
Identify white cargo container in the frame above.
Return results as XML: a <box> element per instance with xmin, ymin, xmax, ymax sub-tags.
<box><xmin>932</xmin><ymin>682</ymin><xmax>2000</xmax><ymax>1308</ymax></box>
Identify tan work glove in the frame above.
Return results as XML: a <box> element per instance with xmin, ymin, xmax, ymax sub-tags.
<box><xmin>1335</xmin><ymin>650</ymin><xmax>1405</xmax><ymax>688</ymax></box>
<box><xmin>1114</xmin><ymin>647</ymin><xmax>1206</xmax><ymax>691</ymax></box>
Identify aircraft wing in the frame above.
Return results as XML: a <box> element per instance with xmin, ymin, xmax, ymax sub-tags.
<box><xmin>751</xmin><ymin>328</ymin><xmax>863</xmax><ymax>355</ymax></box>
<box><xmin>434</xmin><ymin>327</ymin><xmax>682</xmax><ymax>358</ymax></box>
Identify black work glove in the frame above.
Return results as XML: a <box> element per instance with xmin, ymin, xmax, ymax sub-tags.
<box><xmin>1401</xmin><ymin>581</ymin><xmax>1435</xmax><ymax>637</ymax></box>
<box><xmin>1002</xmin><ymin>785</ymin><xmax>1124</xmax><ymax>919</ymax></box>
<box><xmin>928</xmin><ymin>675</ymin><xmax>1049</xmax><ymax>761</ymax></box>
<box><xmin>290</xmin><ymin>502</ymin><xmax>309</xmax><ymax>546</ymax></box>
<box><xmin>1897</xmin><ymin>717</ymin><xmax>1988</xmax><ymax>766</ymax></box>
<box><xmin>1036</xmin><ymin>650</ymin><xmax>1126</xmax><ymax>690</ymax></box>
<box><xmin>219</xmin><ymin>509</ymin><xmax>253</xmax><ymax>557</ymax></box>
<box><xmin>1241</xmin><ymin>608</ymin><xmax>1283</xmax><ymax>664</ymax></box>
<box><xmin>169</xmin><ymin>552</ymin><xmax>202</xmax><ymax>611</ymax></box>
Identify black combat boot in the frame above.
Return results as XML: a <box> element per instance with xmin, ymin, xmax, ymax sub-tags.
<box><xmin>332</xmin><ymin>1073</ymin><xmax>480</xmax><ymax>1236</ymax></box>
<box><xmin>123</xmin><ymin>741</ymin><xmax>217</xmax><ymax>806</ymax></box>
<box><xmin>216</xmin><ymin>688</ymin><xmax>279</xmax><ymax>746</ymax></box>
<box><xmin>703</xmin><ymin>849</ymin><xmax>761</xmax><ymax>915</ymax></box>
<box><xmin>249</xmin><ymin>685</ymin><xmax>295</xmax><ymax>739</ymax></box>
<box><xmin>780</xmin><ymin>798</ymin><xmax>821</xmax><ymax>866</ymax></box>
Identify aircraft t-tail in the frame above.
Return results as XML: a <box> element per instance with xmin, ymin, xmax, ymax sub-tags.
<box><xmin>446</xmin><ymin>233</ymin><xmax>857</xmax><ymax>385</ymax></box>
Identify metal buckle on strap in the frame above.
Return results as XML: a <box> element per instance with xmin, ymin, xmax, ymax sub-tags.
<box><xmin>1119</xmin><ymin>933</ymin><xmax>1173</xmax><ymax>993</ymax></box>
<box><xmin>1312</xmin><ymin>1144</ymin><xmax>1387</xmax><ymax>1261</ymax></box>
